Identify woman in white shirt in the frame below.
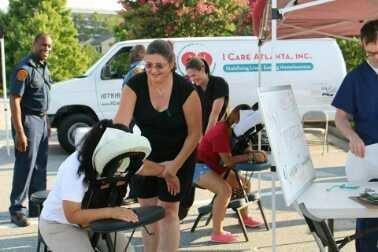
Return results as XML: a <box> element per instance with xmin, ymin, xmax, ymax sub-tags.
<box><xmin>39</xmin><ymin>119</ymin><xmax>178</xmax><ymax>251</ymax></box>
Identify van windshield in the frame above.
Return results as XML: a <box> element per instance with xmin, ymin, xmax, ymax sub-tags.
<box><xmin>83</xmin><ymin>46</ymin><xmax>122</xmax><ymax>76</ymax></box>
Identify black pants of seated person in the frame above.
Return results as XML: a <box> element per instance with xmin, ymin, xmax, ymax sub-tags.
<box><xmin>356</xmin><ymin>178</ymin><xmax>378</xmax><ymax>252</ymax></box>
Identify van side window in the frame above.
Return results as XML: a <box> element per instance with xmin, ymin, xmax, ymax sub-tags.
<box><xmin>101</xmin><ymin>46</ymin><xmax>132</xmax><ymax>80</ymax></box>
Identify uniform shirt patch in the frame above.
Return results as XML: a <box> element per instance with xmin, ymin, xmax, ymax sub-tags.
<box><xmin>16</xmin><ymin>69</ymin><xmax>28</xmax><ymax>81</ymax></box>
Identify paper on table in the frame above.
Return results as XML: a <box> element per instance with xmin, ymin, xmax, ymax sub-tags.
<box><xmin>345</xmin><ymin>143</ymin><xmax>378</xmax><ymax>182</ymax></box>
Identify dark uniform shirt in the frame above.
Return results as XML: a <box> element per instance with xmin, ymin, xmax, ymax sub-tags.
<box><xmin>332</xmin><ymin>61</ymin><xmax>378</xmax><ymax>145</ymax></box>
<box><xmin>10</xmin><ymin>53</ymin><xmax>52</xmax><ymax>114</ymax></box>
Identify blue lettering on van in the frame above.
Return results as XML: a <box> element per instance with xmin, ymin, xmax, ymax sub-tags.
<box><xmin>223</xmin><ymin>64</ymin><xmax>272</xmax><ymax>72</ymax></box>
<box><xmin>276</xmin><ymin>63</ymin><xmax>313</xmax><ymax>71</ymax></box>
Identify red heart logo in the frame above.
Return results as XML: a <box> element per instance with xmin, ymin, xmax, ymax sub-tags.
<box><xmin>197</xmin><ymin>51</ymin><xmax>213</xmax><ymax>67</ymax></box>
<box><xmin>181</xmin><ymin>52</ymin><xmax>196</xmax><ymax>66</ymax></box>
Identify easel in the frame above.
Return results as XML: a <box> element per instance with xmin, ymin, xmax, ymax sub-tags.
<box><xmin>258</xmin><ymin>85</ymin><xmax>378</xmax><ymax>251</ymax></box>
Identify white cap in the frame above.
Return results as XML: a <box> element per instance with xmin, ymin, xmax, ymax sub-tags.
<box><xmin>92</xmin><ymin>127</ymin><xmax>151</xmax><ymax>177</ymax></box>
<box><xmin>233</xmin><ymin>110</ymin><xmax>263</xmax><ymax>137</ymax></box>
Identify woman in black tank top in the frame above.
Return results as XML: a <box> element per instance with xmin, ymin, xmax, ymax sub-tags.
<box><xmin>114</xmin><ymin>40</ymin><xmax>202</xmax><ymax>252</ymax></box>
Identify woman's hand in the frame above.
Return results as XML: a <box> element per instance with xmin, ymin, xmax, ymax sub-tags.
<box><xmin>160</xmin><ymin>161</ymin><xmax>180</xmax><ymax>196</ymax></box>
<box><xmin>245</xmin><ymin>150</ymin><xmax>267</xmax><ymax>163</ymax></box>
<box><xmin>110</xmin><ymin>207</ymin><xmax>139</xmax><ymax>223</ymax></box>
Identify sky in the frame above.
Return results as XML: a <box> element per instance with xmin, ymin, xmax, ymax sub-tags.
<box><xmin>0</xmin><ymin>0</ymin><xmax>124</xmax><ymax>14</ymax></box>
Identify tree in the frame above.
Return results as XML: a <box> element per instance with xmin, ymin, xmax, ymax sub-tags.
<box><xmin>115</xmin><ymin>0</ymin><xmax>251</xmax><ymax>40</ymax></box>
<box><xmin>337</xmin><ymin>38</ymin><xmax>365</xmax><ymax>72</ymax></box>
<box><xmin>0</xmin><ymin>0</ymin><xmax>95</xmax><ymax>82</ymax></box>
<box><xmin>73</xmin><ymin>12</ymin><xmax>121</xmax><ymax>43</ymax></box>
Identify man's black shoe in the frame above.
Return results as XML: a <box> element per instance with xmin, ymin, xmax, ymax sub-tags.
<box><xmin>10</xmin><ymin>212</ymin><xmax>30</xmax><ymax>227</ymax></box>
<box><xmin>28</xmin><ymin>204</ymin><xmax>40</xmax><ymax>218</ymax></box>
<box><xmin>28</xmin><ymin>210</ymin><xmax>39</xmax><ymax>218</ymax></box>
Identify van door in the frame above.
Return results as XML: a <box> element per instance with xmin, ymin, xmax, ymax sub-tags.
<box><xmin>96</xmin><ymin>46</ymin><xmax>132</xmax><ymax>119</ymax></box>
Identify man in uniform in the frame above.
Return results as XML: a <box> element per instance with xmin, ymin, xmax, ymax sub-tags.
<box><xmin>9</xmin><ymin>33</ymin><xmax>53</xmax><ymax>227</ymax></box>
<box><xmin>332</xmin><ymin>20</ymin><xmax>378</xmax><ymax>252</ymax></box>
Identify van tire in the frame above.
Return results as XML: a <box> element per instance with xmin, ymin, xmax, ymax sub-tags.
<box><xmin>58</xmin><ymin>114</ymin><xmax>97</xmax><ymax>153</ymax></box>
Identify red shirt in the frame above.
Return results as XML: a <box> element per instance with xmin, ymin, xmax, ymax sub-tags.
<box><xmin>196</xmin><ymin>122</ymin><xmax>231</xmax><ymax>174</ymax></box>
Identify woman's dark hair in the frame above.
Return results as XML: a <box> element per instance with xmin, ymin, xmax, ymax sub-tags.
<box><xmin>77</xmin><ymin>119</ymin><xmax>130</xmax><ymax>185</ymax></box>
<box><xmin>185</xmin><ymin>56</ymin><xmax>210</xmax><ymax>75</ymax></box>
<box><xmin>147</xmin><ymin>39</ymin><xmax>176</xmax><ymax>72</ymax></box>
<box><xmin>226</xmin><ymin>104</ymin><xmax>251</xmax><ymax>125</ymax></box>
<box><xmin>360</xmin><ymin>19</ymin><xmax>378</xmax><ymax>44</ymax></box>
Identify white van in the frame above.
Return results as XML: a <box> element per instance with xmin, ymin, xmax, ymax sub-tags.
<box><xmin>47</xmin><ymin>36</ymin><xmax>346</xmax><ymax>152</ymax></box>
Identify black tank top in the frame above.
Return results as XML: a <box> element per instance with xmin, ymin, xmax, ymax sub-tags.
<box><xmin>128</xmin><ymin>72</ymin><xmax>195</xmax><ymax>162</ymax></box>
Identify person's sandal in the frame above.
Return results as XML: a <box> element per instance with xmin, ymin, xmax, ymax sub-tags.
<box><xmin>243</xmin><ymin>216</ymin><xmax>263</xmax><ymax>228</ymax></box>
<box><xmin>210</xmin><ymin>231</ymin><xmax>237</xmax><ymax>243</ymax></box>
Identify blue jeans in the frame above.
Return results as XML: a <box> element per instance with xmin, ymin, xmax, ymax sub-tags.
<box><xmin>192</xmin><ymin>163</ymin><xmax>211</xmax><ymax>184</ymax></box>
<box><xmin>192</xmin><ymin>162</ymin><xmax>255</xmax><ymax>184</ymax></box>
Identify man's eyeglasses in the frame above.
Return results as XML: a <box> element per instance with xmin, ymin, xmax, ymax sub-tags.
<box><xmin>145</xmin><ymin>62</ymin><xmax>168</xmax><ymax>70</ymax></box>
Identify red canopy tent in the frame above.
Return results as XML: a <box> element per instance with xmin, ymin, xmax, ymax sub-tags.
<box><xmin>251</xmin><ymin>0</ymin><xmax>378</xmax><ymax>40</ymax></box>
<box><xmin>248</xmin><ymin>2</ymin><xmax>378</xmax><ymax>251</ymax></box>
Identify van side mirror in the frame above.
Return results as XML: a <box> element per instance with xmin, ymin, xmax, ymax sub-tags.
<box><xmin>252</xmin><ymin>102</ymin><xmax>259</xmax><ymax>111</ymax></box>
<box><xmin>101</xmin><ymin>64</ymin><xmax>112</xmax><ymax>80</ymax></box>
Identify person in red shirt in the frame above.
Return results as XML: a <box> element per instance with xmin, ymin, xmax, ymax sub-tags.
<box><xmin>194</xmin><ymin>104</ymin><xmax>265</xmax><ymax>243</ymax></box>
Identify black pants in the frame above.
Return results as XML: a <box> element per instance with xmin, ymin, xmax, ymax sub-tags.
<box><xmin>356</xmin><ymin>218</ymin><xmax>378</xmax><ymax>252</ymax></box>
<box><xmin>9</xmin><ymin>115</ymin><xmax>48</xmax><ymax>216</ymax></box>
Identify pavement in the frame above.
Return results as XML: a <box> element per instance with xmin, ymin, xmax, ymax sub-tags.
<box><xmin>0</xmin><ymin>99</ymin><xmax>357</xmax><ymax>252</ymax></box>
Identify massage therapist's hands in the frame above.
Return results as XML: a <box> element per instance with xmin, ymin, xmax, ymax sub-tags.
<box><xmin>110</xmin><ymin>207</ymin><xmax>139</xmax><ymax>223</ymax></box>
<box><xmin>160</xmin><ymin>160</ymin><xmax>180</xmax><ymax>196</ymax></box>
<box><xmin>348</xmin><ymin>133</ymin><xmax>365</xmax><ymax>158</ymax></box>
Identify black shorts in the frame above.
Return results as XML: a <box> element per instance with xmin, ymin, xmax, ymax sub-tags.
<box><xmin>129</xmin><ymin>155</ymin><xmax>195</xmax><ymax>202</ymax></box>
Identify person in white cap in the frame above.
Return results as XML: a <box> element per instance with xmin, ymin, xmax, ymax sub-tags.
<box><xmin>39</xmin><ymin>119</ymin><xmax>178</xmax><ymax>251</ymax></box>
<box><xmin>193</xmin><ymin>104</ymin><xmax>266</xmax><ymax>243</ymax></box>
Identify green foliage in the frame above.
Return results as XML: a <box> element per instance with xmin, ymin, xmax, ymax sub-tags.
<box><xmin>73</xmin><ymin>12</ymin><xmax>122</xmax><ymax>43</ymax></box>
<box><xmin>115</xmin><ymin>0</ymin><xmax>251</xmax><ymax>40</ymax></box>
<box><xmin>82</xmin><ymin>44</ymin><xmax>101</xmax><ymax>68</ymax></box>
<box><xmin>0</xmin><ymin>0</ymin><xmax>94</xmax><ymax>83</ymax></box>
<box><xmin>337</xmin><ymin>38</ymin><xmax>365</xmax><ymax>72</ymax></box>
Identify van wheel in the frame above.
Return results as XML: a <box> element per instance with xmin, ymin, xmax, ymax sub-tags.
<box><xmin>58</xmin><ymin>114</ymin><xmax>96</xmax><ymax>153</ymax></box>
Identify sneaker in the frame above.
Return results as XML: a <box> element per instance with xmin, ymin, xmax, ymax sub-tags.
<box><xmin>10</xmin><ymin>212</ymin><xmax>30</xmax><ymax>227</ymax></box>
<box><xmin>210</xmin><ymin>231</ymin><xmax>237</xmax><ymax>243</ymax></box>
<box><xmin>243</xmin><ymin>216</ymin><xmax>263</xmax><ymax>228</ymax></box>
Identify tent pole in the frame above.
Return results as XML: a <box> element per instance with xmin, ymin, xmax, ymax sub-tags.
<box><xmin>0</xmin><ymin>37</ymin><xmax>11</xmax><ymax>156</ymax></box>
<box><xmin>258</xmin><ymin>40</ymin><xmax>262</xmax><ymax>88</ymax></box>
<box><xmin>271</xmin><ymin>1</ymin><xmax>277</xmax><ymax>251</ymax></box>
